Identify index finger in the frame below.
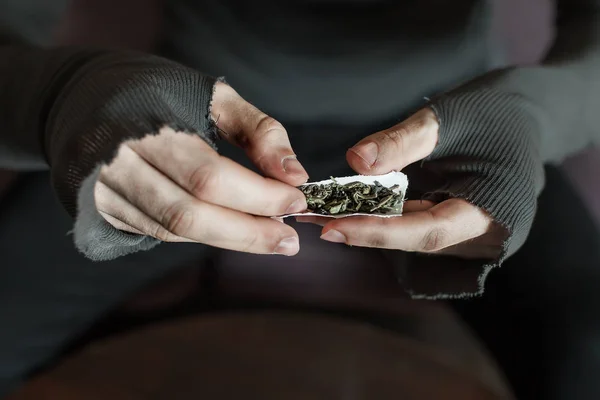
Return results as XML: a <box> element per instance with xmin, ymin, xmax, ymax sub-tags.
<box><xmin>319</xmin><ymin>199</ymin><xmax>494</xmax><ymax>252</ymax></box>
<box><xmin>127</xmin><ymin>128</ymin><xmax>307</xmax><ymax>217</ymax></box>
<box><xmin>211</xmin><ymin>82</ymin><xmax>309</xmax><ymax>186</ymax></box>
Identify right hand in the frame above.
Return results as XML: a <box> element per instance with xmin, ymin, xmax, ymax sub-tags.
<box><xmin>95</xmin><ymin>82</ymin><xmax>309</xmax><ymax>256</ymax></box>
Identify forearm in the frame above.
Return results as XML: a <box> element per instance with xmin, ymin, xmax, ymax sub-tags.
<box><xmin>409</xmin><ymin>4</ymin><xmax>600</xmax><ymax>298</ymax></box>
<box><xmin>0</xmin><ymin>38</ymin><xmax>218</xmax><ymax>261</ymax></box>
<box><xmin>440</xmin><ymin>5</ymin><xmax>600</xmax><ymax>164</ymax></box>
<box><xmin>0</xmin><ymin>38</ymin><xmax>107</xmax><ymax>169</ymax></box>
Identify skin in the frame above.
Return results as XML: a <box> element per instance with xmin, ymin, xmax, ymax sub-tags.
<box><xmin>97</xmin><ymin>82</ymin><xmax>506</xmax><ymax>260</ymax></box>
<box><xmin>95</xmin><ymin>82</ymin><xmax>309</xmax><ymax>256</ymax></box>
<box><xmin>297</xmin><ymin>108</ymin><xmax>508</xmax><ymax>260</ymax></box>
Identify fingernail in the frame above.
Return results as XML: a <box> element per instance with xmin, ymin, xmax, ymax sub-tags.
<box><xmin>274</xmin><ymin>236</ymin><xmax>299</xmax><ymax>256</ymax></box>
<box><xmin>285</xmin><ymin>198</ymin><xmax>307</xmax><ymax>214</ymax></box>
<box><xmin>351</xmin><ymin>142</ymin><xmax>378</xmax><ymax>167</ymax></box>
<box><xmin>320</xmin><ymin>229</ymin><xmax>347</xmax><ymax>243</ymax></box>
<box><xmin>282</xmin><ymin>155</ymin><xmax>308</xmax><ymax>177</ymax></box>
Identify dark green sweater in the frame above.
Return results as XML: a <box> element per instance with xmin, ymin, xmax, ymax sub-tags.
<box><xmin>1</xmin><ymin>0</ymin><xmax>598</xmax><ymax>298</ymax></box>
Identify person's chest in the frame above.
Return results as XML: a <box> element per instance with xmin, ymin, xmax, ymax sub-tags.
<box><xmin>169</xmin><ymin>0</ymin><xmax>487</xmax><ymax>56</ymax></box>
<box><xmin>161</xmin><ymin>0</ymin><xmax>493</xmax><ymax>158</ymax></box>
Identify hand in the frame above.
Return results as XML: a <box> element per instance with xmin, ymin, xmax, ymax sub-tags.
<box><xmin>96</xmin><ymin>82</ymin><xmax>309</xmax><ymax>256</ymax></box>
<box><xmin>297</xmin><ymin>108</ymin><xmax>508</xmax><ymax>260</ymax></box>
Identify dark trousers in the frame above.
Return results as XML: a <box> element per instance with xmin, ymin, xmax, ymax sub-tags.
<box><xmin>0</xmin><ymin>166</ymin><xmax>598</xmax><ymax>399</ymax></box>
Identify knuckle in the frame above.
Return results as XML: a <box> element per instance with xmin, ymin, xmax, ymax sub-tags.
<box><xmin>240</xmin><ymin>227</ymin><xmax>262</xmax><ymax>253</ymax></box>
<box><xmin>151</xmin><ymin>225</ymin><xmax>177</xmax><ymax>242</ymax></box>
<box><xmin>159</xmin><ymin>202</ymin><xmax>196</xmax><ymax>238</ymax></box>
<box><xmin>420</xmin><ymin>225</ymin><xmax>450</xmax><ymax>252</ymax></box>
<box><xmin>254</xmin><ymin>115</ymin><xmax>286</xmax><ymax>142</ymax></box>
<box><xmin>187</xmin><ymin>161</ymin><xmax>218</xmax><ymax>197</ymax></box>
<box><xmin>382</xmin><ymin>126</ymin><xmax>409</xmax><ymax>152</ymax></box>
<box><xmin>241</xmin><ymin>218</ymin><xmax>282</xmax><ymax>253</ymax></box>
<box><xmin>251</xmin><ymin>115</ymin><xmax>289</xmax><ymax>171</ymax></box>
<box><xmin>256</xmin><ymin>197</ymin><xmax>279</xmax><ymax>216</ymax></box>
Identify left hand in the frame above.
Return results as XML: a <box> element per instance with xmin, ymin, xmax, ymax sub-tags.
<box><xmin>296</xmin><ymin>108</ymin><xmax>508</xmax><ymax>260</ymax></box>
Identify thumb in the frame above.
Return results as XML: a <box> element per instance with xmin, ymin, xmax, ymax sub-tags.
<box><xmin>347</xmin><ymin>108</ymin><xmax>439</xmax><ymax>174</ymax></box>
<box><xmin>211</xmin><ymin>81</ymin><xmax>309</xmax><ymax>186</ymax></box>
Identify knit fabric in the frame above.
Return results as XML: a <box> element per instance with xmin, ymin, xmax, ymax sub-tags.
<box><xmin>1</xmin><ymin>0</ymin><xmax>599</xmax><ymax>297</ymax></box>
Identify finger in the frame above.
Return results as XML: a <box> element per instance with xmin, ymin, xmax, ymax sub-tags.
<box><xmin>95</xmin><ymin>181</ymin><xmax>158</xmax><ymax>236</ymax></box>
<box><xmin>96</xmin><ymin>178</ymin><xmax>196</xmax><ymax>241</ymax></box>
<box><xmin>99</xmin><ymin>145</ymin><xmax>300</xmax><ymax>255</ymax></box>
<box><xmin>320</xmin><ymin>198</ymin><xmax>494</xmax><ymax>252</ymax></box>
<box><xmin>347</xmin><ymin>108</ymin><xmax>439</xmax><ymax>174</ymax></box>
<box><xmin>99</xmin><ymin>212</ymin><xmax>145</xmax><ymax>235</ymax></box>
<box><xmin>210</xmin><ymin>81</ymin><xmax>309</xmax><ymax>186</ymax></box>
<box><xmin>127</xmin><ymin>128</ymin><xmax>307</xmax><ymax>216</ymax></box>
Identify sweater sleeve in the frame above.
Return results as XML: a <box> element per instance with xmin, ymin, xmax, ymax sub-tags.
<box><xmin>0</xmin><ymin>33</ymin><xmax>219</xmax><ymax>260</ymax></box>
<box><xmin>395</xmin><ymin>0</ymin><xmax>600</xmax><ymax>299</ymax></box>
<box><xmin>434</xmin><ymin>0</ymin><xmax>600</xmax><ymax>162</ymax></box>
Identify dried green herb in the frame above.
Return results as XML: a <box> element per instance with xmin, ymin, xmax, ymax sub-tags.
<box><xmin>299</xmin><ymin>178</ymin><xmax>404</xmax><ymax>216</ymax></box>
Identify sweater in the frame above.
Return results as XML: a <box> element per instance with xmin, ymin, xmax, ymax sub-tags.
<box><xmin>1</xmin><ymin>0</ymin><xmax>598</xmax><ymax>298</ymax></box>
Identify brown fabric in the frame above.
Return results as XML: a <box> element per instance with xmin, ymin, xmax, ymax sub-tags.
<box><xmin>7</xmin><ymin>313</ymin><xmax>514</xmax><ymax>400</ymax></box>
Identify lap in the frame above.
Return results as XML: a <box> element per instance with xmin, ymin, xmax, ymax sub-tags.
<box><xmin>2</xmin><ymin>166</ymin><xmax>597</xmax><ymax>399</ymax></box>
<box><xmin>213</xmin><ymin>164</ymin><xmax>600</xmax><ymax>399</ymax></box>
<box><xmin>211</xmin><ymin>220</ymin><xmax>409</xmax><ymax>312</ymax></box>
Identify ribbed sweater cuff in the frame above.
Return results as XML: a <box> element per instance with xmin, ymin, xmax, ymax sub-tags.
<box><xmin>72</xmin><ymin>166</ymin><xmax>161</xmax><ymax>261</ymax></box>
<box><xmin>41</xmin><ymin>51</ymin><xmax>220</xmax><ymax>260</ymax></box>
<box><xmin>397</xmin><ymin>89</ymin><xmax>545</xmax><ymax>298</ymax></box>
<box><xmin>46</xmin><ymin>53</ymin><xmax>219</xmax><ymax>218</ymax></box>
